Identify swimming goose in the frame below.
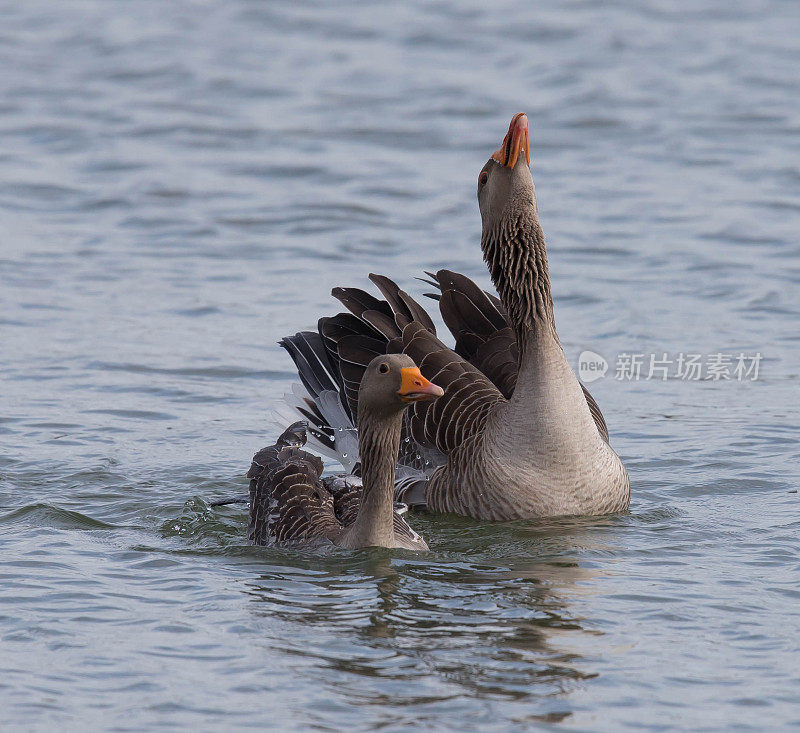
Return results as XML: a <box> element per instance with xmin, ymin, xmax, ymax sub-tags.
<box><xmin>248</xmin><ymin>354</ymin><xmax>442</xmax><ymax>549</ymax></box>
<box><xmin>281</xmin><ymin>113</ymin><xmax>629</xmax><ymax>520</ymax></box>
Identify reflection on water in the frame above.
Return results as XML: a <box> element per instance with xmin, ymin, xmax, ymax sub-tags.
<box><xmin>239</xmin><ymin>523</ymin><xmax>615</xmax><ymax>723</ymax></box>
<box><xmin>1</xmin><ymin>0</ymin><xmax>800</xmax><ymax>729</ymax></box>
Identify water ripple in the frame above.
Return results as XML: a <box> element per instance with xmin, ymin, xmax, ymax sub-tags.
<box><xmin>1</xmin><ymin>0</ymin><xmax>799</xmax><ymax>730</ymax></box>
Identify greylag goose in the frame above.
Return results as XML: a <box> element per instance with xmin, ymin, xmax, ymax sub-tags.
<box><xmin>281</xmin><ymin>113</ymin><xmax>629</xmax><ymax>520</ymax></box>
<box><xmin>248</xmin><ymin>354</ymin><xmax>442</xmax><ymax>549</ymax></box>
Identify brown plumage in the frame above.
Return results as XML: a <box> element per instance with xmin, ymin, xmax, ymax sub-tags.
<box><xmin>421</xmin><ymin>268</ymin><xmax>609</xmax><ymax>443</ymax></box>
<box><xmin>248</xmin><ymin>354</ymin><xmax>442</xmax><ymax>549</ymax></box>
<box><xmin>281</xmin><ymin>113</ymin><xmax>629</xmax><ymax>520</ymax></box>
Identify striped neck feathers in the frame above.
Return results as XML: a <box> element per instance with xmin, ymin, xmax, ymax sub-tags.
<box><xmin>481</xmin><ymin>210</ymin><xmax>556</xmax><ymax>349</ymax></box>
<box><xmin>348</xmin><ymin>409</ymin><xmax>403</xmax><ymax>547</ymax></box>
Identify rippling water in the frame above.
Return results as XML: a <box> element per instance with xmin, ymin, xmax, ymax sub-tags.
<box><xmin>1</xmin><ymin>0</ymin><xmax>799</xmax><ymax>729</ymax></box>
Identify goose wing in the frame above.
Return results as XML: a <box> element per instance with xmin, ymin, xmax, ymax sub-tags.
<box><xmin>425</xmin><ymin>269</ymin><xmax>609</xmax><ymax>442</ymax></box>
<box><xmin>247</xmin><ymin>422</ymin><xmax>343</xmax><ymax>546</ymax></box>
<box><xmin>323</xmin><ymin>275</ymin><xmax>505</xmax><ymax>462</ymax></box>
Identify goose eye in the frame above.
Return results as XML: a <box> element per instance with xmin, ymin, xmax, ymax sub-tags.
<box><xmin>378</xmin><ymin>362</ymin><xmax>389</xmax><ymax>374</ymax></box>
<box><xmin>479</xmin><ymin>171</ymin><xmax>488</xmax><ymax>186</ymax></box>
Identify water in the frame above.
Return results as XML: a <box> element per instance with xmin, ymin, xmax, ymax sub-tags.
<box><xmin>1</xmin><ymin>0</ymin><xmax>799</xmax><ymax>729</ymax></box>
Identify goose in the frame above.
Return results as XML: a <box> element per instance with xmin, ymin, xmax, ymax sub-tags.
<box><xmin>248</xmin><ymin>354</ymin><xmax>442</xmax><ymax>549</ymax></box>
<box><xmin>280</xmin><ymin>113</ymin><xmax>629</xmax><ymax>520</ymax></box>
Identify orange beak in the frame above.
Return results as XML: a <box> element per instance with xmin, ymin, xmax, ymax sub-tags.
<box><xmin>398</xmin><ymin>367</ymin><xmax>444</xmax><ymax>402</ymax></box>
<box><xmin>491</xmin><ymin>112</ymin><xmax>530</xmax><ymax>169</ymax></box>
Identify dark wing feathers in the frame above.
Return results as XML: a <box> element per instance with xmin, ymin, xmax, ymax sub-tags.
<box><xmin>247</xmin><ymin>421</ymin><xmax>343</xmax><ymax>546</ymax></box>
<box><xmin>322</xmin><ymin>475</ymin><xmax>362</xmax><ymax>526</ymax></box>
<box><xmin>437</xmin><ymin>271</ymin><xmax>507</xmax><ymax>331</ymax></box>
<box><xmin>472</xmin><ymin>332</ymin><xmax>519</xmax><ymax>398</ymax></box>
<box><xmin>279</xmin><ymin>331</ymin><xmax>335</xmax><ymax>399</ymax></box>
<box><xmin>265</xmin><ymin>463</ymin><xmax>341</xmax><ymax>544</ymax></box>
<box><xmin>395</xmin><ymin>320</ymin><xmax>504</xmax><ymax>455</ymax></box>
<box><xmin>426</xmin><ymin>270</ymin><xmax>519</xmax><ymax>398</ymax></box>
<box><xmin>321</xmin><ymin>276</ymin><xmax>504</xmax><ymax>470</ymax></box>
<box><xmin>368</xmin><ymin>273</ymin><xmax>437</xmax><ymax>334</ymax></box>
<box><xmin>399</xmin><ymin>290</ymin><xmax>436</xmax><ymax>332</ymax></box>
<box><xmin>361</xmin><ymin>310</ymin><xmax>402</xmax><ymax>341</ymax></box>
<box><xmin>582</xmin><ymin>384</ymin><xmax>609</xmax><ymax>442</ymax></box>
<box><xmin>368</xmin><ymin>274</ymin><xmax>415</xmax><ymax>326</ymax></box>
<box><xmin>331</xmin><ymin>287</ymin><xmax>394</xmax><ymax>323</ymax></box>
<box><xmin>337</xmin><ymin>334</ymin><xmax>386</xmax><ymax>367</ymax></box>
<box><xmin>425</xmin><ymin>269</ymin><xmax>610</xmax><ymax>441</ymax></box>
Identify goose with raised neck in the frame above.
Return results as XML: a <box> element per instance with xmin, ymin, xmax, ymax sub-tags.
<box><xmin>280</xmin><ymin>113</ymin><xmax>630</xmax><ymax>520</ymax></box>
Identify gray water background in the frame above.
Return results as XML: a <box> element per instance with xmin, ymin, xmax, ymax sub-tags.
<box><xmin>1</xmin><ymin>0</ymin><xmax>799</xmax><ymax>730</ymax></box>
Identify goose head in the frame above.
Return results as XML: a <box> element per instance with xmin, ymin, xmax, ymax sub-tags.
<box><xmin>358</xmin><ymin>354</ymin><xmax>443</xmax><ymax>422</ymax></box>
<box><xmin>477</xmin><ymin>112</ymin><xmax>537</xmax><ymax>237</ymax></box>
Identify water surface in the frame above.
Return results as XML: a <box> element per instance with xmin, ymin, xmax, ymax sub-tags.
<box><xmin>1</xmin><ymin>0</ymin><xmax>799</xmax><ymax>729</ymax></box>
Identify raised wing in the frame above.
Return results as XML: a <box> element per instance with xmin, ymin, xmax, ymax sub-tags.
<box><xmin>322</xmin><ymin>275</ymin><xmax>505</xmax><ymax>461</ymax></box>
<box><xmin>424</xmin><ymin>269</ymin><xmax>609</xmax><ymax>442</ymax></box>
